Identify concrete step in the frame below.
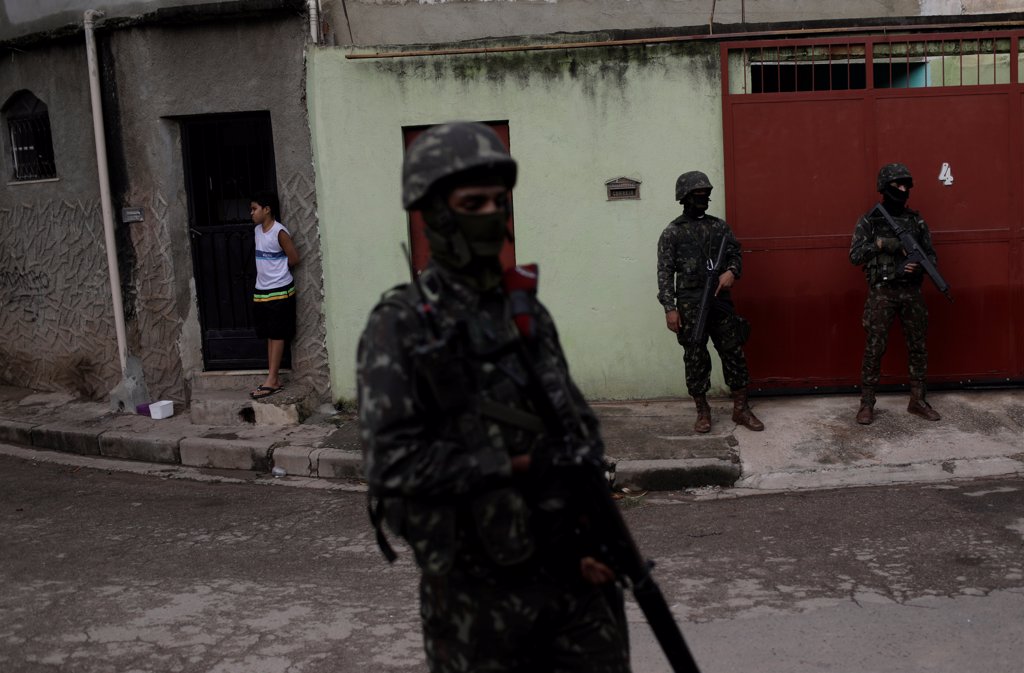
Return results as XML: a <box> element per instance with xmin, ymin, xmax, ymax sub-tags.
<box><xmin>251</xmin><ymin>385</ymin><xmax>315</xmax><ymax>426</ymax></box>
<box><xmin>190</xmin><ymin>370</ymin><xmax>292</xmax><ymax>393</ymax></box>
<box><xmin>189</xmin><ymin>390</ymin><xmax>255</xmax><ymax>426</ymax></box>
<box><xmin>189</xmin><ymin>385</ymin><xmax>315</xmax><ymax>427</ymax></box>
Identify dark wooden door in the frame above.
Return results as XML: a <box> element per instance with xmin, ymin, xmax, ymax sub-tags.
<box><xmin>182</xmin><ymin>113</ymin><xmax>289</xmax><ymax>370</ymax></box>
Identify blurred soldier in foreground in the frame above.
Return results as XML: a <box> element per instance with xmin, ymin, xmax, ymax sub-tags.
<box><xmin>656</xmin><ymin>171</ymin><xmax>764</xmax><ymax>434</ymax></box>
<box><xmin>849</xmin><ymin>163</ymin><xmax>941</xmax><ymax>424</ymax></box>
<box><xmin>357</xmin><ymin>122</ymin><xmax>631</xmax><ymax>673</ymax></box>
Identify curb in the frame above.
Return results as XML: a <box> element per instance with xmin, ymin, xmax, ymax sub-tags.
<box><xmin>0</xmin><ymin>414</ymin><xmax>732</xmax><ymax>491</ymax></box>
<box><xmin>616</xmin><ymin>458</ymin><xmax>742</xmax><ymax>491</ymax></box>
<box><xmin>31</xmin><ymin>423</ymin><xmax>102</xmax><ymax>456</ymax></box>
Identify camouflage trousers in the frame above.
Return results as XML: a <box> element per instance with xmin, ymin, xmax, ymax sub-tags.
<box><xmin>420</xmin><ymin>566</ymin><xmax>631</xmax><ymax>673</ymax></box>
<box><xmin>676</xmin><ymin>299</ymin><xmax>751</xmax><ymax>396</ymax></box>
<box><xmin>860</xmin><ymin>284</ymin><xmax>928</xmax><ymax>386</ymax></box>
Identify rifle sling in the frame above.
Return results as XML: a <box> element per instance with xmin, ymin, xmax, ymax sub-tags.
<box><xmin>478</xmin><ymin>397</ymin><xmax>546</xmax><ymax>434</ymax></box>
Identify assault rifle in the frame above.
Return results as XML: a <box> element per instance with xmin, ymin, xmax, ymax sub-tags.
<box><xmin>871</xmin><ymin>203</ymin><xmax>953</xmax><ymax>302</ymax></box>
<box><xmin>688</xmin><ymin>235</ymin><xmax>729</xmax><ymax>345</ymax></box>
<box><xmin>517</xmin><ymin>352</ymin><xmax>703</xmax><ymax>673</ymax></box>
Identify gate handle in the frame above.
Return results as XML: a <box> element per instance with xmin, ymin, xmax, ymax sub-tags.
<box><xmin>189</xmin><ymin>227</ymin><xmax>204</xmax><ymax>238</ymax></box>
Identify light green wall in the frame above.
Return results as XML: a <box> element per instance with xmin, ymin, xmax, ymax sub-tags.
<box><xmin>308</xmin><ymin>43</ymin><xmax>730</xmax><ymax>402</ymax></box>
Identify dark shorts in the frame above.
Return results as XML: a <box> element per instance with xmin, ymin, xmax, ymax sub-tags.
<box><xmin>252</xmin><ymin>283</ymin><xmax>296</xmax><ymax>341</ymax></box>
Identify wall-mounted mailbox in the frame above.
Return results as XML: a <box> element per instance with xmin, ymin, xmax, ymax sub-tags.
<box><xmin>605</xmin><ymin>177</ymin><xmax>641</xmax><ymax>201</ymax></box>
<box><xmin>122</xmin><ymin>207</ymin><xmax>145</xmax><ymax>224</ymax></box>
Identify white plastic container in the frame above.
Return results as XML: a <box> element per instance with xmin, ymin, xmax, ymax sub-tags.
<box><xmin>149</xmin><ymin>400</ymin><xmax>174</xmax><ymax>420</ymax></box>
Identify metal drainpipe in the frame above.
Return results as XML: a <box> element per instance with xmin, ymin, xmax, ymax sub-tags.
<box><xmin>84</xmin><ymin>9</ymin><xmax>128</xmax><ymax>375</ymax></box>
<box><xmin>307</xmin><ymin>0</ymin><xmax>320</xmax><ymax>43</ymax></box>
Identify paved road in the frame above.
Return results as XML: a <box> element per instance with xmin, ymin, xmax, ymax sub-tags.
<box><xmin>1</xmin><ymin>448</ymin><xmax>1022</xmax><ymax>673</ymax></box>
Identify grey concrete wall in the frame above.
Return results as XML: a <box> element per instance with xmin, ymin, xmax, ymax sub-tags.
<box><xmin>324</xmin><ymin>0</ymin><xmax>1021</xmax><ymax>47</ymax></box>
<box><xmin>1</xmin><ymin>14</ymin><xmax>329</xmax><ymax>404</ymax></box>
<box><xmin>0</xmin><ymin>42</ymin><xmax>122</xmax><ymax>397</ymax></box>
<box><xmin>1</xmin><ymin>0</ymin><xmax>249</xmax><ymax>42</ymax></box>
<box><xmin>108</xmin><ymin>16</ymin><xmax>329</xmax><ymax>402</ymax></box>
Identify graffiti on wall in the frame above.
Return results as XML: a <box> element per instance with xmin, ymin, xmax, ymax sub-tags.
<box><xmin>0</xmin><ymin>264</ymin><xmax>51</xmax><ymax>321</ymax></box>
<box><xmin>0</xmin><ymin>199</ymin><xmax>120</xmax><ymax>397</ymax></box>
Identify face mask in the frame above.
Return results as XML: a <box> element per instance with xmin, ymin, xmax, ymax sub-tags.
<box><xmin>684</xmin><ymin>192</ymin><xmax>710</xmax><ymax>217</ymax></box>
<box><xmin>451</xmin><ymin>210</ymin><xmax>509</xmax><ymax>257</ymax></box>
<box><xmin>422</xmin><ymin>201</ymin><xmax>509</xmax><ymax>290</ymax></box>
<box><xmin>883</xmin><ymin>184</ymin><xmax>910</xmax><ymax>210</ymax></box>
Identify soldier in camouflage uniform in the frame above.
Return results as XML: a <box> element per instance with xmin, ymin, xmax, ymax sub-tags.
<box><xmin>850</xmin><ymin>163</ymin><xmax>941</xmax><ymax>424</ymax></box>
<box><xmin>656</xmin><ymin>171</ymin><xmax>764</xmax><ymax>434</ymax></box>
<box><xmin>357</xmin><ymin>122</ymin><xmax>631</xmax><ymax>673</ymax></box>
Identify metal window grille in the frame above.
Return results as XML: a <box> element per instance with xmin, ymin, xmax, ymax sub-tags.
<box><xmin>873</xmin><ymin>38</ymin><xmax>1012</xmax><ymax>88</ymax></box>
<box><xmin>727</xmin><ymin>33</ymin><xmax>1019</xmax><ymax>95</ymax></box>
<box><xmin>731</xmin><ymin>44</ymin><xmax>868</xmax><ymax>94</ymax></box>
<box><xmin>8</xmin><ymin>113</ymin><xmax>56</xmax><ymax>180</ymax></box>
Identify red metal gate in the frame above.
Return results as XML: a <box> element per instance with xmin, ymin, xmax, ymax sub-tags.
<box><xmin>721</xmin><ymin>32</ymin><xmax>1024</xmax><ymax>390</ymax></box>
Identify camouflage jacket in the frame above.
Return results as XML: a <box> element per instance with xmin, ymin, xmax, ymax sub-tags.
<box><xmin>849</xmin><ymin>205</ymin><xmax>937</xmax><ymax>287</ymax></box>
<box><xmin>656</xmin><ymin>212</ymin><xmax>743</xmax><ymax>311</ymax></box>
<box><xmin>357</xmin><ymin>262</ymin><xmax>603</xmax><ymax>575</ymax></box>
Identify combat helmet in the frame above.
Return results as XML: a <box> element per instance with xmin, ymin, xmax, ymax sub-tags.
<box><xmin>876</xmin><ymin>163</ymin><xmax>913</xmax><ymax>192</ymax></box>
<box><xmin>402</xmin><ymin>122</ymin><xmax>517</xmax><ymax>210</ymax></box>
<box><xmin>675</xmin><ymin>171</ymin><xmax>713</xmax><ymax>203</ymax></box>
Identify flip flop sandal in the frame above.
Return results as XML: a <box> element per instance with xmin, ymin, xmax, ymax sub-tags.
<box><xmin>250</xmin><ymin>385</ymin><xmax>284</xmax><ymax>400</ymax></box>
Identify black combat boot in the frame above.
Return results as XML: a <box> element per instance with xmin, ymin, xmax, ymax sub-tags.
<box><xmin>907</xmin><ymin>381</ymin><xmax>940</xmax><ymax>421</ymax></box>
<box><xmin>693</xmin><ymin>395</ymin><xmax>712</xmax><ymax>433</ymax></box>
<box><xmin>731</xmin><ymin>388</ymin><xmax>764</xmax><ymax>431</ymax></box>
<box><xmin>856</xmin><ymin>386</ymin><xmax>876</xmax><ymax>425</ymax></box>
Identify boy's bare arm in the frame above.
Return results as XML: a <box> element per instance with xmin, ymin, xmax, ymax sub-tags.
<box><xmin>279</xmin><ymin>230</ymin><xmax>301</xmax><ymax>267</ymax></box>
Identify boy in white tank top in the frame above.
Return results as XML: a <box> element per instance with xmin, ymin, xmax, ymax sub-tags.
<box><xmin>250</xmin><ymin>191</ymin><xmax>300</xmax><ymax>398</ymax></box>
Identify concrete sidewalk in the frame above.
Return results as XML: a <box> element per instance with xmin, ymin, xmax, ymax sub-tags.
<box><xmin>0</xmin><ymin>385</ymin><xmax>1021</xmax><ymax>492</ymax></box>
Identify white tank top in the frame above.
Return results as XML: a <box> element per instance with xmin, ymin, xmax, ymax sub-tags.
<box><xmin>254</xmin><ymin>221</ymin><xmax>293</xmax><ymax>290</ymax></box>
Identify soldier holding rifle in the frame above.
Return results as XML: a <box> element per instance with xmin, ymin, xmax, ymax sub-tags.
<box><xmin>656</xmin><ymin>171</ymin><xmax>764</xmax><ymax>434</ymax></box>
<box><xmin>359</xmin><ymin>123</ymin><xmax>703</xmax><ymax>673</ymax></box>
<box><xmin>850</xmin><ymin>162</ymin><xmax>946</xmax><ymax>424</ymax></box>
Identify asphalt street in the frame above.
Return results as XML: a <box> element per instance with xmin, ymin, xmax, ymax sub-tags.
<box><xmin>1</xmin><ymin>448</ymin><xmax>1022</xmax><ymax>673</ymax></box>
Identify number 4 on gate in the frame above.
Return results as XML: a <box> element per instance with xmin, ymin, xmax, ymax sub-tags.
<box><xmin>938</xmin><ymin>162</ymin><xmax>954</xmax><ymax>186</ymax></box>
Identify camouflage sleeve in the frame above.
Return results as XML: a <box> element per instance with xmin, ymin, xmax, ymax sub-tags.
<box><xmin>722</xmin><ymin>224</ymin><xmax>743</xmax><ymax>279</ymax></box>
<box><xmin>849</xmin><ymin>216</ymin><xmax>878</xmax><ymax>266</ymax></box>
<box><xmin>357</xmin><ymin>302</ymin><xmax>512</xmax><ymax>499</ymax></box>
<box><xmin>656</xmin><ymin>227</ymin><xmax>677</xmax><ymax>312</ymax></box>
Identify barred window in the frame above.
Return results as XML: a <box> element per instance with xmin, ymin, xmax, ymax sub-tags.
<box><xmin>3</xmin><ymin>90</ymin><xmax>56</xmax><ymax>181</ymax></box>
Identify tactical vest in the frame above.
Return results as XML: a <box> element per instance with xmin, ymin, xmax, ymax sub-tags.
<box><xmin>368</xmin><ymin>267</ymin><xmax>591</xmax><ymax>576</ymax></box>
<box><xmin>862</xmin><ymin>210</ymin><xmax>926</xmax><ymax>287</ymax></box>
<box><xmin>670</xmin><ymin>215</ymin><xmax>734</xmax><ymax>298</ymax></box>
